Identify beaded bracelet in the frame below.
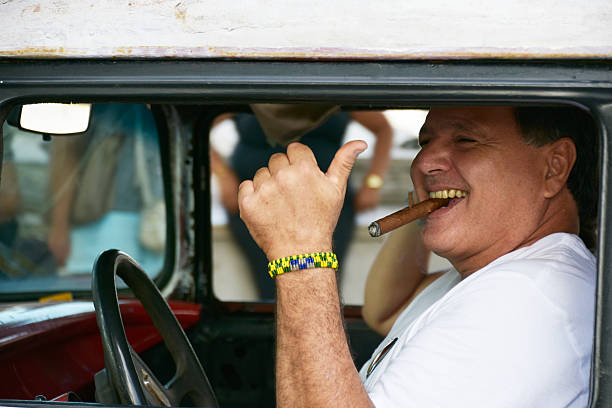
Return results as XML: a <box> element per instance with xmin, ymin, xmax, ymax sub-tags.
<box><xmin>267</xmin><ymin>252</ymin><xmax>339</xmax><ymax>278</ymax></box>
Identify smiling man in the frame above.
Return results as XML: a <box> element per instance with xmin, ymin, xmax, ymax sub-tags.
<box><xmin>238</xmin><ymin>106</ymin><xmax>597</xmax><ymax>407</ymax></box>
<box><xmin>415</xmin><ymin>107</ymin><xmax>582</xmax><ymax>273</ymax></box>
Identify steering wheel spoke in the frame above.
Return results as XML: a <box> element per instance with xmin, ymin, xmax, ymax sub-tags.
<box><xmin>130</xmin><ymin>347</ymin><xmax>173</xmax><ymax>406</ymax></box>
<box><xmin>165</xmin><ymin>368</ymin><xmax>213</xmax><ymax>406</ymax></box>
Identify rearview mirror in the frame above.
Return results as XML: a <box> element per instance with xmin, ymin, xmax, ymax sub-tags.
<box><xmin>19</xmin><ymin>103</ymin><xmax>92</xmax><ymax>135</ymax></box>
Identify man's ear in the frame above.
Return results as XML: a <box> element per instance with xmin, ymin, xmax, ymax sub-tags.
<box><xmin>543</xmin><ymin>137</ymin><xmax>576</xmax><ymax>198</ymax></box>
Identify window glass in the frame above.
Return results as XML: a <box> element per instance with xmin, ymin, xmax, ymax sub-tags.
<box><xmin>210</xmin><ymin>109</ymin><xmax>451</xmax><ymax>304</ymax></box>
<box><xmin>0</xmin><ymin>103</ymin><xmax>166</xmax><ymax>294</ymax></box>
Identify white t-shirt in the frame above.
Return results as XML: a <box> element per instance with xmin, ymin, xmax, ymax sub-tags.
<box><xmin>359</xmin><ymin>233</ymin><xmax>596</xmax><ymax>407</ymax></box>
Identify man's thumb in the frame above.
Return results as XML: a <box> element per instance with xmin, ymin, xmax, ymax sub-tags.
<box><xmin>326</xmin><ymin>140</ymin><xmax>368</xmax><ymax>188</ymax></box>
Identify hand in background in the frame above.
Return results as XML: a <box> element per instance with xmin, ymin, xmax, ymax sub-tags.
<box><xmin>354</xmin><ymin>186</ymin><xmax>381</xmax><ymax>212</ymax></box>
<box><xmin>217</xmin><ymin>170</ymin><xmax>241</xmax><ymax>214</ymax></box>
<box><xmin>210</xmin><ymin>147</ymin><xmax>241</xmax><ymax>214</ymax></box>
<box><xmin>47</xmin><ymin>223</ymin><xmax>71</xmax><ymax>267</ymax></box>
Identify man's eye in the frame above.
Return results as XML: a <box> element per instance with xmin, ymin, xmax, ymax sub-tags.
<box><xmin>457</xmin><ymin>137</ymin><xmax>476</xmax><ymax>143</ymax></box>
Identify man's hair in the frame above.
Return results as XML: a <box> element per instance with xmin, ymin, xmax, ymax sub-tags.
<box><xmin>514</xmin><ymin>107</ymin><xmax>599</xmax><ymax>251</ymax></box>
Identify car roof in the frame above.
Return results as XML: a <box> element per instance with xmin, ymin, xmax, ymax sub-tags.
<box><xmin>0</xmin><ymin>0</ymin><xmax>611</xmax><ymax>59</ymax></box>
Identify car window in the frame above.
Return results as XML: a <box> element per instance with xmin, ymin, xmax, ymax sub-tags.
<box><xmin>0</xmin><ymin>103</ymin><xmax>166</xmax><ymax>295</ymax></box>
<box><xmin>209</xmin><ymin>109</ymin><xmax>452</xmax><ymax>304</ymax></box>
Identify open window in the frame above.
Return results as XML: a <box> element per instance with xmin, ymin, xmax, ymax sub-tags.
<box><xmin>0</xmin><ymin>103</ymin><xmax>168</xmax><ymax>296</ymax></box>
<box><xmin>208</xmin><ymin>108</ymin><xmax>453</xmax><ymax>304</ymax></box>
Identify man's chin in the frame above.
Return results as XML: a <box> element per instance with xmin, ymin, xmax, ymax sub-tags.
<box><xmin>422</xmin><ymin>231</ymin><xmax>457</xmax><ymax>258</ymax></box>
<box><xmin>430</xmin><ymin>246</ymin><xmax>454</xmax><ymax>260</ymax></box>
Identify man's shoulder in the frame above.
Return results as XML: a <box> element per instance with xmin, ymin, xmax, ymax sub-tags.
<box><xmin>524</xmin><ymin>232</ymin><xmax>594</xmax><ymax>261</ymax></box>
<box><xmin>483</xmin><ymin>232</ymin><xmax>595</xmax><ymax>280</ymax></box>
<box><xmin>404</xmin><ymin>233</ymin><xmax>595</xmax><ymax>341</ymax></box>
<box><xmin>435</xmin><ymin>233</ymin><xmax>596</xmax><ymax>330</ymax></box>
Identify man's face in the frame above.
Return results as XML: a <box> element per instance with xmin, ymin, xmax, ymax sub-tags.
<box><xmin>411</xmin><ymin>107</ymin><xmax>551</xmax><ymax>273</ymax></box>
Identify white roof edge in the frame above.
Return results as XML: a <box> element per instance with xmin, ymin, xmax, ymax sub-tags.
<box><xmin>1</xmin><ymin>46</ymin><xmax>611</xmax><ymax>60</ymax></box>
<box><xmin>1</xmin><ymin>0</ymin><xmax>611</xmax><ymax>60</ymax></box>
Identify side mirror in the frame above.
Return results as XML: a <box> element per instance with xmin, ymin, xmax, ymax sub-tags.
<box><xmin>15</xmin><ymin>103</ymin><xmax>92</xmax><ymax>135</ymax></box>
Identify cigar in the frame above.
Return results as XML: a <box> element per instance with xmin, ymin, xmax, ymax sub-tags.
<box><xmin>368</xmin><ymin>198</ymin><xmax>450</xmax><ymax>237</ymax></box>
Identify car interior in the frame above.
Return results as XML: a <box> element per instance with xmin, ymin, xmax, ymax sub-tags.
<box><xmin>0</xmin><ymin>59</ymin><xmax>610</xmax><ymax>407</ymax></box>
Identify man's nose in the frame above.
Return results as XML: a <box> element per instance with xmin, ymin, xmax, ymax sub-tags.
<box><xmin>413</xmin><ymin>142</ymin><xmax>452</xmax><ymax>175</ymax></box>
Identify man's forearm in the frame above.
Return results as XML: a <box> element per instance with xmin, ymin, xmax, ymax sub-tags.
<box><xmin>275</xmin><ymin>269</ymin><xmax>373</xmax><ymax>408</ymax></box>
<box><xmin>364</xmin><ymin>123</ymin><xmax>392</xmax><ymax>179</ymax></box>
<box><xmin>362</xmin><ymin>222</ymin><xmax>431</xmax><ymax>335</ymax></box>
<box><xmin>237</xmin><ymin>141</ymin><xmax>369</xmax><ymax>406</ymax></box>
<box><xmin>350</xmin><ymin>111</ymin><xmax>393</xmax><ymax>179</ymax></box>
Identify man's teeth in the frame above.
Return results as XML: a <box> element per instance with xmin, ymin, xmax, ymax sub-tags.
<box><xmin>428</xmin><ymin>189</ymin><xmax>468</xmax><ymax>199</ymax></box>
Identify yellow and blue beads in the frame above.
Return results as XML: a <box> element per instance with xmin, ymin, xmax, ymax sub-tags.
<box><xmin>267</xmin><ymin>252</ymin><xmax>339</xmax><ymax>278</ymax></box>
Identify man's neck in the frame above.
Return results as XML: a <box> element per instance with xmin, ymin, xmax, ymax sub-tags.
<box><xmin>451</xmin><ymin>191</ymin><xmax>579</xmax><ymax>279</ymax></box>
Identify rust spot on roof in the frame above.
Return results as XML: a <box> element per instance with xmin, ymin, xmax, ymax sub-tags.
<box><xmin>175</xmin><ymin>2</ymin><xmax>186</xmax><ymax>23</ymax></box>
<box><xmin>0</xmin><ymin>46</ymin><xmax>72</xmax><ymax>57</ymax></box>
<box><xmin>114</xmin><ymin>47</ymin><xmax>134</xmax><ymax>55</ymax></box>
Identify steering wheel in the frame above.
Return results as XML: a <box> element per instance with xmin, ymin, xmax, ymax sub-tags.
<box><xmin>92</xmin><ymin>249</ymin><xmax>218</xmax><ymax>407</ymax></box>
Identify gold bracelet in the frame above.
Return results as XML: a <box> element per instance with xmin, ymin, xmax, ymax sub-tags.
<box><xmin>365</xmin><ymin>173</ymin><xmax>384</xmax><ymax>189</ymax></box>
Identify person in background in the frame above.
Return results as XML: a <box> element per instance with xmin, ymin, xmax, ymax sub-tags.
<box><xmin>0</xmin><ymin>132</ymin><xmax>20</xmax><ymax>246</ymax></box>
<box><xmin>211</xmin><ymin>110</ymin><xmax>393</xmax><ymax>299</ymax></box>
<box><xmin>0</xmin><ymin>121</ymin><xmax>56</xmax><ymax>276</ymax></box>
<box><xmin>46</xmin><ymin>104</ymin><xmax>164</xmax><ymax>271</ymax></box>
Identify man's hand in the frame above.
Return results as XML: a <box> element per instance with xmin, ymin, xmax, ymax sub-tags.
<box><xmin>240</xmin><ymin>140</ymin><xmax>373</xmax><ymax>408</ymax></box>
<box><xmin>238</xmin><ymin>141</ymin><xmax>367</xmax><ymax>261</ymax></box>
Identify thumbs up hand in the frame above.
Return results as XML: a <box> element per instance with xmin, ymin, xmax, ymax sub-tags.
<box><xmin>238</xmin><ymin>141</ymin><xmax>367</xmax><ymax>262</ymax></box>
